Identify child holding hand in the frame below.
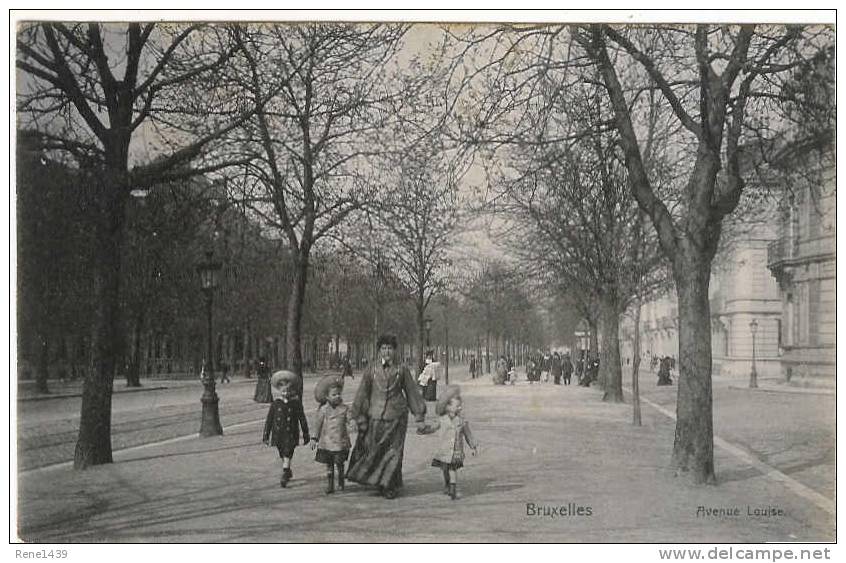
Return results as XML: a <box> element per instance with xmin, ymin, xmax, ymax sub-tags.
<box><xmin>418</xmin><ymin>385</ymin><xmax>479</xmax><ymax>500</ymax></box>
<box><xmin>310</xmin><ymin>375</ymin><xmax>355</xmax><ymax>494</ymax></box>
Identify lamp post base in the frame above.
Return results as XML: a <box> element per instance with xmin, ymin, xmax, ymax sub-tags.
<box><xmin>199</xmin><ymin>382</ymin><xmax>223</xmax><ymax>437</ymax></box>
<box><xmin>749</xmin><ymin>368</ymin><xmax>758</xmax><ymax>389</ymax></box>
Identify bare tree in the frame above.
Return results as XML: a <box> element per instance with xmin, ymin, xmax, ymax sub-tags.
<box><xmin>17</xmin><ymin>22</ymin><xmax>256</xmax><ymax>468</ymax></box>
<box><xmin>229</xmin><ymin>23</ymin><xmax>407</xmax><ymax>378</ymax></box>
<box><xmin>574</xmin><ymin>24</ymin><xmax>834</xmax><ymax>482</ymax></box>
<box><xmin>371</xmin><ymin>144</ymin><xmax>466</xmax><ymax>373</ymax></box>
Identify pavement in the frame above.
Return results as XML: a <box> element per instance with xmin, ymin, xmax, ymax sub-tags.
<box><xmin>14</xmin><ymin>370</ymin><xmax>835</xmax><ymax>543</ymax></box>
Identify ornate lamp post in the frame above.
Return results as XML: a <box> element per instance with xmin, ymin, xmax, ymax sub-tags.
<box><xmin>442</xmin><ymin>298</ymin><xmax>450</xmax><ymax>385</ymax></box>
<box><xmin>749</xmin><ymin>318</ymin><xmax>759</xmax><ymax>389</ymax></box>
<box><xmin>424</xmin><ymin>317</ymin><xmax>433</xmax><ymax>348</ymax></box>
<box><xmin>197</xmin><ymin>249</ymin><xmax>223</xmax><ymax>437</ymax></box>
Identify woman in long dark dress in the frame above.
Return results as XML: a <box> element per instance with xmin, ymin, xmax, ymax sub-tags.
<box><xmin>253</xmin><ymin>356</ymin><xmax>273</xmax><ymax>403</ymax></box>
<box><xmin>348</xmin><ymin>334</ymin><xmax>427</xmax><ymax>499</ymax></box>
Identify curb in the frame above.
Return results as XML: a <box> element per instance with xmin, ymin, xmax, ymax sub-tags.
<box><xmin>16</xmin><ymin>372</ymin><xmax>341</xmax><ymax>402</ymax></box>
<box><xmin>727</xmin><ymin>385</ymin><xmax>835</xmax><ymax>397</ymax></box>
<box><xmin>17</xmin><ymin>385</ymin><xmax>172</xmax><ymax>402</ymax></box>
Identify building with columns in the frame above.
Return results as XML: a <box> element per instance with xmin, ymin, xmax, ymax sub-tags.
<box><xmin>620</xmin><ymin>219</ymin><xmax>782</xmax><ymax>380</ymax></box>
<box><xmin>766</xmin><ymin>165</ymin><xmax>835</xmax><ymax>383</ymax></box>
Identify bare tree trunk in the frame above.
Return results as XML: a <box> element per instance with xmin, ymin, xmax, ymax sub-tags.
<box><xmin>416</xmin><ymin>295</ymin><xmax>426</xmax><ymax>374</ymax></box>
<box><xmin>632</xmin><ymin>297</ymin><xmax>643</xmax><ymax>426</ymax></box>
<box><xmin>485</xmin><ymin>330</ymin><xmax>491</xmax><ymax>375</ymax></box>
<box><xmin>286</xmin><ymin>252</ymin><xmax>310</xmax><ymax>380</ymax></box>
<box><xmin>36</xmin><ymin>334</ymin><xmax>50</xmax><ymax>394</ymax></box>
<box><xmin>74</xmin><ymin>180</ymin><xmax>126</xmax><ymax>469</ymax></box>
<box><xmin>672</xmin><ymin>256</ymin><xmax>716</xmax><ymax>484</ymax></box>
<box><xmin>126</xmin><ymin>309</ymin><xmax>144</xmax><ymax>387</ymax></box>
<box><xmin>588</xmin><ymin>317</ymin><xmax>599</xmax><ymax>364</ymax></box>
<box><xmin>600</xmin><ymin>297</ymin><xmax>623</xmax><ymax>402</ymax></box>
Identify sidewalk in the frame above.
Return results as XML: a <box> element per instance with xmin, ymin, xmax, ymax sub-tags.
<box><xmin>16</xmin><ymin>376</ymin><xmax>834</xmax><ymax>543</ymax></box>
<box><xmin>726</xmin><ymin>380</ymin><xmax>835</xmax><ymax>396</ymax></box>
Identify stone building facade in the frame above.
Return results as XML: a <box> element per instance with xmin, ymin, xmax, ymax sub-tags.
<box><xmin>620</xmin><ymin>221</ymin><xmax>782</xmax><ymax>380</ymax></box>
<box><xmin>766</xmin><ymin>167</ymin><xmax>836</xmax><ymax>383</ymax></box>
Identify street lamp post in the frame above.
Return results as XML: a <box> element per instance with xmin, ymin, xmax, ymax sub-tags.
<box><xmin>197</xmin><ymin>249</ymin><xmax>223</xmax><ymax>437</ymax></box>
<box><xmin>441</xmin><ymin>297</ymin><xmax>449</xmax><ymax>385</ymax></box>
<box><xmin>749</xmin><ymin>319</ymin><xmax>759</xmax><ymax>389</ymax></box>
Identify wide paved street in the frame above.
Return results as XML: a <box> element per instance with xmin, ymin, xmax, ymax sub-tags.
<box><xmin>15</xmin><ymin>369</ymin><xmax>835</xmax><ymax>543</ymax></box>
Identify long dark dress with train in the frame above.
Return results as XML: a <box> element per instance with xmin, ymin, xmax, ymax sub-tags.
<box><xmin>347</xmin><ymin>361</ymin><xmax>427</xmax><ymax>491</ymax></box>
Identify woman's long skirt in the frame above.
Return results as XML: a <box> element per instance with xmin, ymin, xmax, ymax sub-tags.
<box><xmin>424</xmin><ymin>379</ymin><xmax>437</xmax><ymax>401</ymax></box>
<box><xmin>253</xmin><ymin>376</ymin><xmax>272</xmax><ymax>403</ymax></box>
<box><xmin>347</xmin><ymin>416</ymin><xmax>408</xmax><ymax>490</ymax></box>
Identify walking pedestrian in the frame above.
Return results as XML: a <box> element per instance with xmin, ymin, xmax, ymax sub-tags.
<box><xmin>493</xmin><ymin>355</ymin><xmax>508</xmax><ymax>385</ymax></box>
<box><xmin>418</xmin><ymin>385</ymin><xmax>479</xmax><ymax>500</ymax></box>
<box><xmin>262</xmin><ymin>370</ymin><xmax>310</xmax><ymax>488</ymax></box>
<box><xmin>341</xmin><ymin>355</ymin><xmax>354</xmax><ymax>380</ymax></box>
<box><xmin>469</xmin><ymin>355</ymin><xmax>477</xmax><ymax>380</ymax></box>
<box><xmin>347</xmin><ymin>334</ymin><xmax>427</xmax><ymax>499</ymax></box>
<box><xmin>418</xmin><ymin>349</ymin><xmax>439</xmax><ymax>401</ymax></box>
<box><xmin>310</xmin><ymin>374</ymin><xmax>355</xmax><ymax>495</ymax></box>
<box><xmin>254</xmin><ymin>356</ymin><xmax>273</xmax><ymax>403</ymax></box>
<box><xmin>526</xmin><ymin>358</ymin><xmax>537</xmax><ymax>384</ymax></box>
<box><xmin>219</xmin><ymin>359</ymin><xmax>231</xmax><ymax>384</ymax></box>
<box><xmin>657</xmin><ymin>356</ymin><xmax>673</xmax><ymax>386</ymax></box>
<box><xmin>562</xmin><ymin>353</ymin><xmax>574</xmax><ymax>385</ymax></box>
<box><xmin>551</xmin><ymin>352</ymin><xmax>562</xmax><ymax>385</ymax></box>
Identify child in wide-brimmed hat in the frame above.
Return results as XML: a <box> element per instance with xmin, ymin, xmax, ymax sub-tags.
<box><xmin>262</xmin><ymin>370</ymin><xmax>309</xmax><ymax>488</ymax></box>
<box><xmin>310</xmin><ymin>374</ymin><xmax>355</xmax><ymax>494</ymax></box>
<box><xmin>417</xmin><ymin>384</ymin><xmax>479</xmax><ymax>500</ymax></box>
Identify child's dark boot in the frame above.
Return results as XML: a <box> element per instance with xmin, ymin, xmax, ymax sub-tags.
<box><xmin>442</xmin><ymin>468</ymin><xmax>450</xmax><ymax>494</ymax></box>
<box><xmin>448</xmin><ymin>483</ymin><xmax>458</xmax><ymax>500</ymax></box>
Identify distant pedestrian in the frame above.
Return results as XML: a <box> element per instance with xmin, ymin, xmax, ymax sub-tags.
<box><xmin>311</xmin><ymin>375</ymin><xmax>355</xmax><ymax>495</ymax></box>
<box><xmin>263</xmin><ymin>370</ymin><xmax>310</xmax><ymax>488</ymax></box>
<box><xmin>418</xmin><ymin>349</ymin><xmax>439</xmax><ymax>401</ymax></box>
<box><xmin>469</xmin><ymin>355</ymin><xmax>477</xmax><ymax>379</ymax></box>
<box><xmin>657</xmin><ymin>356</ymin><xmax>673</xmax><ymax>386</ymax></box>
<box><xmin>493</xmin><ymin>356</ymin><xmax>508</xmax><ymax>385</ymax></box>
<box><xmin>254</xmin><ymin>356</ymin><xmax>273</xmax><ymax>403</ymax></box>
<box><xmin>219</xmin><ymin>360</ymin><xmax>231</xmax><ymax>384</ymax></box>
<box><xmin>526</xmin><ymin>358</ymin><xmax>538</xmax><ymax>384</ymax></box>
<box><xmin>418</xmin><ymin>385</ymin><xmax>479</xmax><ymax>500</ymax></box>
<box><xmin>341</xmin><ymin>355</ymin><xmax>354</xmax><ymax>380</ymax></box>
<box><xmin>541</xmin><ymin>352</ymin><xmax>551</xmax><ymax>383</ymax></box>
<box><xmin>562</xmin><ymin>354</ymin><xmax>574</xmax><ymax>385</ymax></box>
<box><xmin>551</xmin><ymin>352</ymin><xmax>563</xmax><ymax>385</ymax></box>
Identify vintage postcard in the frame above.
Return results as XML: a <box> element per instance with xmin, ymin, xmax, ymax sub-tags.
<box><xmin>11</xmin><ymin>9</ymin><xmax>836</xmax><ymax>552</ymax></box>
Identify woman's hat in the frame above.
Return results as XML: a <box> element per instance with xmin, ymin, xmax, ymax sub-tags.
<box><xmin>313</xmin><ymin>374</ymin><xmax>344</xmax><ymax>404</ymax></box>
<box><xmin>376</xmin><ymin>333</ymin><xmax>398</xmax><ymax>349</ymax></box>
<box><xmin>435</xmin><ymin>384</ymin><xmax>462</xmax><ymax>416</ymax></box>
<box><xmin>270</xmin><ymin>370</ymin><xmax>299</xmax><ymax>392</ymax></box>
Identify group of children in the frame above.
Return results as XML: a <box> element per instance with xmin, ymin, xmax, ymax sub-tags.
<box><xmin>262</xmin><ymin>370</ymin><xmax>478</xmax><ymax>499</ymax></box>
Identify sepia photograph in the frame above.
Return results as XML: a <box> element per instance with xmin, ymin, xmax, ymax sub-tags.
<box><xmin>10</xmin><ymin>9</ymin><xmax>837</xmax><ymax>549</ymax></box>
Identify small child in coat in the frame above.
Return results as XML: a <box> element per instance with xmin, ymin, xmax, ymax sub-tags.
<box><xmin>418</xmin><ymin>385</ymin><xmax>479</xmax><ymax>500</ymax></box>
<box><xmin>310</xmin><ymin>375</ymin><xmax>356</xmax><ymax>494</ymax></box>
<box><xmin>263</xmin><ymin>370</ymin><xmax>310</xmax><ymax>488</ymax></box>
